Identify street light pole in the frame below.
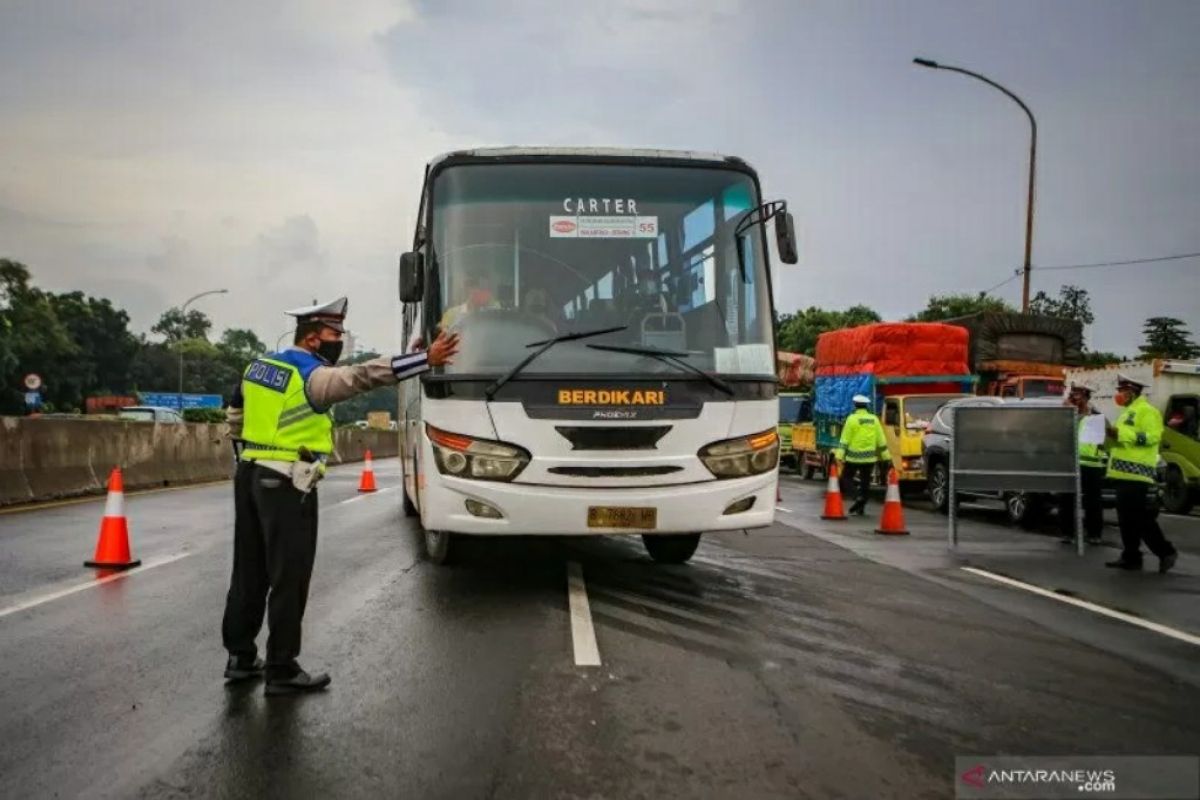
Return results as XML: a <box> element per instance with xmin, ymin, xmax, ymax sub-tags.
<box><xmin>913</xmin><ymin>57</ymin><xmax>1038</xmax><ymax>311</ymax></box>
<box><xmin>176</xmin><ymin>288</ymin><xmax>229</xmax><ymax>412</ymax></box>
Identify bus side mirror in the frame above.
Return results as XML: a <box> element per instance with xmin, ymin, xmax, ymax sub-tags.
<box><xmin>399</xmin><ymin>252</ymin><xmax>424</xmax><ymax>303</ymax></box>
<box><xmin>775</xmin><ymin>211</ymin><xmax>799</xmax><ymax>264</ymax></box>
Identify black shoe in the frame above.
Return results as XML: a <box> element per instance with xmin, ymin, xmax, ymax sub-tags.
<box><xmin>850</xmin><ymin>506</ymin><xmax>865</xmax><ymax>516</ymax></box>
<box><xmin>1159</xmin><ymin>552</ymin><xmax>1178</xmax><ymax>574</ymax></box>
<box><xmin>265</xmin><ymin>669</ymin><xmax>332</xmax><ymax>696</ymax></box>
<box><xmin>224</xmin><ymin>655</ymin><xmax>265</xmax><ymax>682</ymax></box>
<box><xmin>1105</xmin><ymin>558</ymin><xmax>1143</xmax><ymax>571</ymax></box>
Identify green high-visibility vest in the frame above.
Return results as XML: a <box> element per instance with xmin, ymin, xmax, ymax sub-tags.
<box><xmin>1105</xmin><ymin>395</ymin><xmax>1160</xmax><ymax>484</ymax></box>
<box><xmin>240</xmin><ymin>357</ymin><xmax>333</xmax><ymax>462</ymax></box>
<box><xmin>1078</xmin><ymin>414</ymin><xmax>1107</xmax><ymax>469</ymax></box>
<box><xmin>836</xmin><ymin>408</ymin><xmax>890</xmax><ymax>464</ymax></box>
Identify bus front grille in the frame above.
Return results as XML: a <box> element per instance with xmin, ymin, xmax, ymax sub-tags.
<box><xmin>547</xmin><ymin>465</ymin><xmax>683</xmax><ymax>478</ymax></box>
<box><xmin>554</xmin><ymin>426</ymin><xmax>672</xmax><ymax>450</ymax></box>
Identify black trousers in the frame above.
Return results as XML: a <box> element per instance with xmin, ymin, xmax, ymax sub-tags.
<box><xmin>222</xmin><ymin>461</ymin><xmax>319</xmax><ymax>673</ymax></box>
<box><xmin>841</xmin><ymin>461</ymin><xmax>875</xmax><ymax>512</ymax></box>
<box><xmin>1058</xmin><ymin>466</ymin><xmax>1105</xmax><ymax>539</ymax></box>
<box><xmin>1114</xmin><ymin>480</ymin><xmax>1174</xmax><ymax>563</ymax></box>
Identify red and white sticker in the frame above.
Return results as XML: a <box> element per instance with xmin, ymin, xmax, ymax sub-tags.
<box><xmin>549</xmin><ymin>215</ymin><xmax>658</xmax><ymax>239</ymax></box>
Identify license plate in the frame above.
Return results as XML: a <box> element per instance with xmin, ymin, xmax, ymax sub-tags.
<box><xmin>587</xmin><ymin>506</ymin><xmax>657</xmax><ymax>529</ymax></box>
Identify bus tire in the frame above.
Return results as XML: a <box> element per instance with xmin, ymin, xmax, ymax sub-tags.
<box><xmin>424</xmin><ymin>530</ymin><xmax>456</xmax><ymax>565</ymax></box>
<box><xmin>642</xmin><ymin>533</ymin><xmax>701</xmax><ymax>564</ymax></box>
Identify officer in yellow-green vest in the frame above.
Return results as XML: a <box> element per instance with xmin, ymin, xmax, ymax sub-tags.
<box><xmin>835</xmin><ymin>394</ymin><xmax>891</xmax><ymax>516</ymax></box>
<box><xmin>1105</xmin><ymin>373</ymin><xmax>1177</xmax><ymax>573</ymax></box>
<box><xmin>1057</xmin><ymin>385</ymin><xmax>1106</xmax><ymax>545</ymax></box>
<box><xmin>221</xmin><ymin>298</ymin><xmax>459</xmax><ymax>694</ymax></box>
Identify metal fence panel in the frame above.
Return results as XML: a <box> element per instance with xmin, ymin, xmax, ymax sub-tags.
<box><xmin>950</xmin><ymin>406</ymin><xmax>1081</xmax><ymax>551</ymax></box>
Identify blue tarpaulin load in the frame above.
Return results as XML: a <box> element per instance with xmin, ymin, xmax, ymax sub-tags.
<box><xmin>813</xmin><ymin>374</ymin><xmax>875</xmax><ymax>417</ymax></box>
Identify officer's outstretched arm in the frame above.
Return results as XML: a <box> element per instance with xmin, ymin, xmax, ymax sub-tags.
<box><xmin>304</xmin><ymin>330</ymin><xmax>460</xmax><ymax>409</ymax></box>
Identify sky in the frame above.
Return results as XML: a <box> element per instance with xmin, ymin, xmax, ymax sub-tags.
<box><xmin>1</xmin><ymin>0</ymin><xmax>1197</xmax><ymax>355</ymax></box>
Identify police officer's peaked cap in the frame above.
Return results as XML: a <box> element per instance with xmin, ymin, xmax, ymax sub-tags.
<box><xmin>286</xmin><ymin>297</ymin><xmax>348</xmax><ymax>333</ymax></box>
<box><xmin>1116</xmin><ymin>372</ymin><xmax>1146</xmax><ymax>390</ymax></box>
<box><xmin>852</xmin><ymin>394</ymin><xmax>871</xmax><ymax>405</ymax></box>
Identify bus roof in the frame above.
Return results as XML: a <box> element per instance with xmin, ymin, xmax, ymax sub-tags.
<box><xmin>427</xmin><ymin>146</ymin><xmax>754</xmax><ymax>173</ymax></box>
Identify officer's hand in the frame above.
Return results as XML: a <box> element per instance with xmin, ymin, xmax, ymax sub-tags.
<box><xmin>427</xmin><ymin>329</ymin><xmax>460</xmax><ymax>367</ymax></box>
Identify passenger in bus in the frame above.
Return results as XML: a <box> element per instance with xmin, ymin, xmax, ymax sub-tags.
<box><xmin>440</xmin><ymin>273</ymin><xmax>499</xmax><ymax>329</ymax></box>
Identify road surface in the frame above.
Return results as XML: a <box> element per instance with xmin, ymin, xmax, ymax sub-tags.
<box><xmin>1</xmin><ymin>462</ymin><xmax>1197</xmax><ymax>799</ymax></box>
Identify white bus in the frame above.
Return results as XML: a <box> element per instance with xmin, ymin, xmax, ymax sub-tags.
<box><xmin>398</xmin><ymin>147</ymin><xmax>798</xmax><ymax>564</ymax></box>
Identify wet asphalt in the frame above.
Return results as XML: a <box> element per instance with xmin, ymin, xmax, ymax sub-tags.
<box><xmin>0</xmin><ymin>461</ymin><xmax>1197</xmax><ymax>799</ymax></box>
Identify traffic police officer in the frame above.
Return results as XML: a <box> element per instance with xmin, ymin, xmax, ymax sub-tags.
<box><xmin>1105</xmin><ymin>373</ymin><xmax>1177</xmax><ymax>573</ymax></box>
<box><xmin>222</xmin><ymin>298</ymin><xmax>460</xmax><ymax>694</ymax></box>
<box><xmin>835</xmin><ymin>394</ymin><xmax>891</xmax><ymax>516</ymax></box>
<box><xmin>1058</xmin><ymin>385</ymin><xmax>1106</xmax><ymax>545</ymax></box>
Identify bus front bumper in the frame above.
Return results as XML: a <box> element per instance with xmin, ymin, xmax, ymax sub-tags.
<box><xmin>422</xmin><ymin>473</ymin><xmax>778</xmax><ymax>536</ymax></box>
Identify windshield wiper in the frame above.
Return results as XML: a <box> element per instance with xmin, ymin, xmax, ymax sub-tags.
<box><xmin>585</xmin><ymin>343</ymin><xmax>735</xmax><ymax>396</ymax></box>
<box><xmin>484</xmin><ymin>325</ymin><xmax>627</xmax><ymax>400</ymax></box>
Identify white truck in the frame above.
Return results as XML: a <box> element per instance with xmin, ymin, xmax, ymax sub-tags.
<box><xmin>1065</xmin><ymin>360</ymin><xmax>1200</xmax><ymax>514</ymax></box>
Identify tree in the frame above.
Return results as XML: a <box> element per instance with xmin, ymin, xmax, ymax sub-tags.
<box><xmin>1029</xmin><ymin>284</ymin><xmax>1095</xmax><ymax>346</ymax></box>
<box><xmin>1138</xmin><ymin>317</ymin><xmax>1199</xmax><ymax>360</ymax></box>
<box><xmin>49</xmin><ymin>291</ymin><xmax>139</xmax><ymax>397</ymax></box>
<box><xmin>219</xmin><ymin>328</ymin><xmax>266</xmax><ymax>363</ymax></box>
<box><xmin>1029</xmin><ymin>284</ymin><xmax>1094</xmax><ymax>326</ymax></box>
<box><xmin>0</xmin><ymin>259</ymin><xmax>79</xmax><ymax>413</ymax></box>
<box><xmin>776</xmin><ymin>305</ymin><xmax>881</xmax><ymax>354</ymax></box>
<box><xmin>909</xmin><ymin>293</ymin><xmax>1014</xmax><ymax>322</ymax></box>
<box><xmin>152</xmin><ymin>308</ymin><xmax>213</xmax><ymax>342</ymax></box>
<box><xmin>1079</xmin><ymin>350</ymin><xmax>1126</xmax><ymax>367</ymax></box>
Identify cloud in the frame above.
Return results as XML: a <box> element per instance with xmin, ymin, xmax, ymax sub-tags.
<box><xmin>145</xmin><ymin>235</ymin><xmax>191</xmax><ymax>272</ymax></box>
<box><xmin>255</xmin><ymin>215</ymin><xmax>327</xmax><ymax>277</ymax></box>
<box><xmin>0</xmin><ymin>0</ymin><xmax>1197</xmax><ymax>356</ymax></box>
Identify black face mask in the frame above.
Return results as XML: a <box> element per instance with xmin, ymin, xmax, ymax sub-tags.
<box><xmin>316</xmin><ymin>339</ymin><xmax>344</xmax><ymax>365</ymax></box>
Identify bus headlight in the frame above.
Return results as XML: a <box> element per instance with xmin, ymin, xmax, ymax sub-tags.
<box><xmin>427</xmin><ymin>424</ymin><xmax>530</xmax><ymax>482</ymax></box>
<box><xmin>699</xmin><ymin>429</ymin><xmax>779</xmax><ymax>479</ymax></box>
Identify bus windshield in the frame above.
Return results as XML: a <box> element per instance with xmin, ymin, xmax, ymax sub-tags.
<box><xmin>429</xmin><ymin>162</ymin><xmax>773</xmax><ymax>378</ymax></box>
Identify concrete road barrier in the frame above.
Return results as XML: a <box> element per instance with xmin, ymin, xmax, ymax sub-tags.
<box><xmin>0</xmin><ymin>417</ymin><xmax>398</xmax><ymax>507</ymax></box>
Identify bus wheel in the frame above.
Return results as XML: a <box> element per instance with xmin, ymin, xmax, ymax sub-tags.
<box><xmin>642</xmin><ymin>533</ymin><xmax>701</xmax><ymax>564</ymax></box>
<box><xmin>424</xmin><ymin>530</ymin><xmax>456</xmax><ymax>565</ymax></box>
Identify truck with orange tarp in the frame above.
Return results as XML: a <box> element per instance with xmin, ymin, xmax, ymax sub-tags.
<box><xmin>776</xmin><ymin>351</ymin><xmax>814</xmax><ymax>471</ymax></box>
<box><xmin>791</xmin><ymin>323</ymin><xmax>975</xmax><ymax>488</ymax></box>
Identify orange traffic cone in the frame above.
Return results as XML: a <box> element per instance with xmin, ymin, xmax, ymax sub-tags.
<box><xmin>85</xmin><ymin>467</ymin><xmax>141</xmax><ymax>570</ymax></box>
<box><xmin>357</xmin><ymin>450</ymin><xmax>377</xmax><ymax>493</ymax></box>
<box><xmin>820</xmin><ymin>461</ymin><xmax>847</xmax><ymax>520</ymax></box>
<box><xmin>875</xmin><ymin>468</ymin><xmax>910</xmax><ymax>536</ymax></box>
